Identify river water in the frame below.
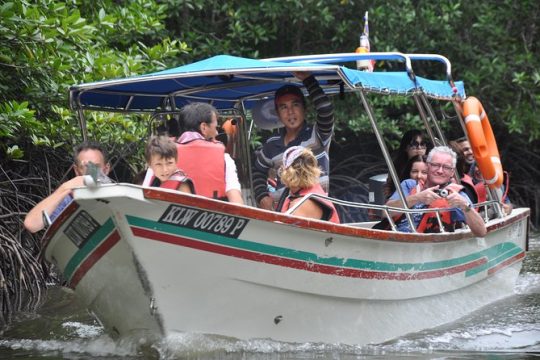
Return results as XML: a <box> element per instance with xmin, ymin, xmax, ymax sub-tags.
<box><xmin>1</xmin><ymin>235</ymin><xmax>539</xmax><ymax>359</ymax></box>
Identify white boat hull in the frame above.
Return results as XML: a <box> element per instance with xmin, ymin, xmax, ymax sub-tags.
<box><xmin>43</xmin><ymin>184</ymin><xmax>529</xmax><ymax>345</ymax></box>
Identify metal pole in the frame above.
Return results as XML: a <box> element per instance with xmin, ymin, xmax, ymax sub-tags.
<box><xmin>238</xmin><ymin>101</ymin><xmax>256</xmax><ymax>206</ymax></box>
<box><xmin>358</xmin><ymin>90</ymin><xmax>417</xmax><ymax>232</ymax></box>
<box><xmin>420</xmin><ymin>94</ymin><xmax>447</xmax><ymax>146</ymax></box>
<box><xmin>76</xmin><ymin>95</ymin><xmax>88</xmax><ymax>141</ymax></box>
<box><xmin>413</xmin><ymin>94</ymin><xmax>437</xmax><ymax>145</ymax></box>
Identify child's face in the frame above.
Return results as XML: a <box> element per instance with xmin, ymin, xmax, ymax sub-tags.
<box><xmin>149</xmin><ymin>155</ymin><xmax>177</xmax><ymax>182</ymax></box>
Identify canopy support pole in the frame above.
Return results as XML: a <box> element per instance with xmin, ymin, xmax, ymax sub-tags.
<box><xmin>75</xmin><ymin>95</ymin><xmax>88</xmax><ymax>142</ymax></box>
<box><xmin>358</xmin><ymin>90</ymin><xmax>417</xmax><ymax>232</ymax></box>
<box><xmin>420</xmin><ymin>93</ymin><xmax>447</xmax><ymax>146</ymax></box>
<box><xmin>413</xmin><ymin>94</ymin><xmax>438</xmax><ymax>146</ymax></box>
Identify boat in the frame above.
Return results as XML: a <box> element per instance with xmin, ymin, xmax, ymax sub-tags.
<box><xmin>42</xmin><ymin>53</ymin><xmax>530</xmax><ymax>345</ymax></box>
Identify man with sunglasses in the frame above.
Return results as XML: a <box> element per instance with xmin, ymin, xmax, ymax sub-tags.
<box><xmin>386</xmin><ymin>146</ymin><xmax>486</xmax><ymax>237</ymax></box>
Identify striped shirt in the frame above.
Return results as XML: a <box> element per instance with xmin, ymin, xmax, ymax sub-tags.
<box><xmin>252</xmin><ymin>75</ymin><xmax>335</xmax><ymax>203</ymax></box>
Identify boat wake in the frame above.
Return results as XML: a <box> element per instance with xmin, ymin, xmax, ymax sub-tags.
<box><xmin>1</xmin><ymin>250</ymin><xmax>538</xmax><ymax>359</ymax></box>
<box><xmin>0</xmin><ymin>334</ymin><xmax>138</xmax><ymax>358</ymax></box>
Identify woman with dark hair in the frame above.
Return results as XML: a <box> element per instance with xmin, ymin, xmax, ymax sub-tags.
<box><xmin>384</xmin><ymin>129</ymin><xmax>428</xmax><ymax>198</ymax></box>
<box><xmin>401</xmin><ymin>155</ymin><xmax>428</xmax><ymax>186</ymax></box>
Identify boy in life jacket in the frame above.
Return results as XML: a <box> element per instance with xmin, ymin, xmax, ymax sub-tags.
<box><xmin>276</xmin><ymin>146</ymin><xmax>339</xmax><ymax>223</ymax></box>
<box><xmin>145</xmin><ymin>135</ymin><xmax>193</xmax><ymax>193</ymax></box>
<box><xmin>385</xmin><ymin>146</ymin><xmax>486</xmax><ymax>237</ymax></box>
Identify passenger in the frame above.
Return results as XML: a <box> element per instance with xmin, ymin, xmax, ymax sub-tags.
<box><xmin>385</xmin><ymin>146</ymin><xmax>486</xmax><ymax>237</ymax></box>
<box><xmin>176</xmin><ymin>102</ymin><xmax>244</xmax><ymax>204</ymax></box>
<box><xmin>145</xmin><ymin>135</ymin><xmax>193</xmax><ymax>193</ymax></box>
<box><xmin>449</xmin><ymin>136</ymin><xmax>474</xmax><ymax>173</ymax></box>
<box><xmin>276</xmin><ymin>146</ymin><xmax>340</xmax><ymax>223</ymax></box>
<box><xmin>453</xmin><ymin>152</ymin><xmax>480</xmax><ymax>204</ymax></box>
<box><xmin>24</xmin><ymin>141</ymin><xmax>111</xmax><ymax>233</ymax></box>
<box><xmin>401</xmin><ymin>155</ymin><xmax>428</xmax><ymax>186</ymax></box>
<box><xmin>384</xmin><ymin>129</ymin><xmax>428</xmax><ymax>198</ymax></box>
<box><xmin>471</xmin><ymin>163</ymin><xmax>513</xmax><ymax>216</ymax></box>
<box><xmin>253</xmin><ymin>71</ymin><xmax>335</xmax><ymax>210</ymax></box>
<box><xmin>450</xmin><ymin>138</ymin><xmax>512</xmax><ymax>215</ymax></box>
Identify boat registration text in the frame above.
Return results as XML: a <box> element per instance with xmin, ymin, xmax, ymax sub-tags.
<box><xmin>159</xmin><ymin>204</ymin><xmax>247</xmax><ymax>238</ymax></box>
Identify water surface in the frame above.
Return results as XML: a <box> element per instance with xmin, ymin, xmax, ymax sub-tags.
<box><xmin>1</xmin><ymin>235</ymin><xmax>539</xmax><ymax>359</ymax></box>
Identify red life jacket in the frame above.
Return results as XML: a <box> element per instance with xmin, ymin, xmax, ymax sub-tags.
<box><xmin>161</xmin><ymin>170</ymin><xmax>194</xmax><ymax>192</ymax></box>
<box><xmin>177</xmin><ymin>139</ymin><xmax>227</xmax><ymax>199</ymax></box>
<box><xmin>474</xmin><ymin>181</ymin><xmax>487</xmax><ymax>203</ymax></box>
<box><xmin>278</xmin><ymin>183</ymin><xmax>340</xmax><ymax>224</ymax></box>
<box><xmin>460</xmin><ymin>174</ymin><xmax>485</xmax><ymax>204</ymax></box>
<box><xmin>415</xmin><ymin>183</ymin><xmax>464</xmax><ymax>233</ymax></box>
<box><xmin>150</xmin><ymin>170</ymin><xmax>194</xmax><ymax>192</ymax></box>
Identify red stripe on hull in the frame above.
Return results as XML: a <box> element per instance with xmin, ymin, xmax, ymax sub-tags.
<box><xmin>487</xmin><ymin>251</ymin><xmax>525</xmax><ymax>276</ymax></box>
<box><xmin>69</xmin><ymin>230</ymin><xmax>121</xmax><ymax>288</ymax></box>
<box><xmin>132</xmin><ymin>227</ymin><xmax>486</xmax><ymax>280</ymax></box>
<box><xmin>142</xmin><ymin>188</ymin><xmax>530</xmax><ymax>243</ymax></box>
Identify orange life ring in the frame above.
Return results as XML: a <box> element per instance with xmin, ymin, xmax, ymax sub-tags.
<box><xmin>462</xmin><ymin>97</ymin><xmax>503</xmax><ymax>189</ymax></box>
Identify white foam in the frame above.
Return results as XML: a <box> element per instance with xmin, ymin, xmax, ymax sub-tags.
<box><xmin>0</xmin><ymin>336</ymin><xmax>137</xmax><ymax>357</ymax></box>
<box><xmin>62</xmin><ymin>321</ymin><xmax>103</xmax><ymax>338</ymax></box>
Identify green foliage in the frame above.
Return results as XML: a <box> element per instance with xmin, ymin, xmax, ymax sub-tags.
<box><xmin>0</xmin><ymin>0</ymin><xmax>538</xmax><ymax>175</ymax></box>
<box><xmin>2</xmin><ymin>0</ymin><xmax>539</xmax><ymax>320</ymax></box>
<box><xmin>0</xmin><ymin>0</ymin><xmax>188</xmax><ymax>160</ymax></box>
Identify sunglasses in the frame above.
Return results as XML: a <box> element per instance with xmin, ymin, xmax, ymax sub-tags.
<box><xmin>408</xmin><ymin>141</ymin><xmax>427</xmax><ymax>149</ymax></box>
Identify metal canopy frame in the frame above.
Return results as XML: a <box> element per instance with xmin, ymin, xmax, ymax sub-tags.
<box><xmin>70</xmin><ymin>52</ymin><xmax>478</xmax><ymax>225</ymax></box>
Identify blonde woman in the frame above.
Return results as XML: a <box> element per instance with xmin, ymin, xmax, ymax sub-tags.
<box><xmin>276</xmin><ymin>146</ymin><xmax>340</xmax><ymax>223</ymax></box>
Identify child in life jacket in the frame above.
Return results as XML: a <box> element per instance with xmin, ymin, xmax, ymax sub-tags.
<box><xmin>276</xmin><ymin>146</ymin><xmax>340</xmax><ymax>223</ymax></box>
<box><xmin>145</xmin><ymin>135</ymin><xmax>194</xmax><ymax>193</ymax></box>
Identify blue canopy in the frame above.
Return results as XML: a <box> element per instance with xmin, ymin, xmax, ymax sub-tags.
<box><xmin>69</xmin><ymin>54</ymin><xmax>465</xmax><ymax>112</ymax></box>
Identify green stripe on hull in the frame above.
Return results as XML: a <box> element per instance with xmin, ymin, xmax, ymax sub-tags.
<box><xmin>127</xmin><ymin>215</ymin><xmax>522</xmax><ymax>275</ymax></box>
<box><xmin>465</xmin><ymin>244</ymin><xmax>523</xmax><ymax>277</ymax></box>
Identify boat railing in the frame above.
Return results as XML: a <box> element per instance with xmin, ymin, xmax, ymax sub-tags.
<box><xmin>264</xmin><ymin>52</ymin><xmax>416</xmax><ymax>82</ymax></box>
<box><xmin>285</xmin><ymin>192</ymin><xmax>504</xmax><ymax>233</ymax></box>
<box><xmin>264</xmin><ymin>52</ymin><xmax>457</xmax><ymax>87</ymax></box>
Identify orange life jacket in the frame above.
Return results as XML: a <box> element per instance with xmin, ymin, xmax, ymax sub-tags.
<box><xmin>415</xmin><ymin>183</ymin><xmax>464</xmax><ymax>233</ymax></box>
<box><xmin>278</xmin><ymin>183</ymin><xmax>340</xmax><ymax>224</ymax></box>
<box><xmin>177</xmin><ymin>139</ymin><xmax>227</xmax><ymax>199</ymax></box>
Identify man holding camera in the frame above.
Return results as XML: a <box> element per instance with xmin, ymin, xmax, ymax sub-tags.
<box><xmin>386</xmin><ymin>146</ymin><xmax>486</xmax><ymax>237</ymax></box>
<box><xmin>24</xmin><ymin>141</ymin><xmax>110</xmax><ymax>233</ymax></box>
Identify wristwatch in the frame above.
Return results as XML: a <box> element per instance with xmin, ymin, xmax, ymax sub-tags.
<box><xmin>464</xmin><ymin>203</ymin><xmax>472</xmax><ymax>212</ymax></box>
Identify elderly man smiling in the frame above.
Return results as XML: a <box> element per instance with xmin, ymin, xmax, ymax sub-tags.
<box><xmin>386</xmin><ymin>146</ymin><xmax>487</xmax><ymax>237</ymax></box>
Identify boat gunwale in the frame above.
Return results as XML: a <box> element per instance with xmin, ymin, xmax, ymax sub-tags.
<box><xmin>41</xmin><ymin>184</ymin><xmax>529</xmax><ymax>248</ymax></box>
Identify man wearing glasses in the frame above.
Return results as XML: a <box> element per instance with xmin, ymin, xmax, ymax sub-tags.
<box><xmin>386</xmin><ymin>146</ymin><xmax>487</xmax><ymax>237</ymax></box>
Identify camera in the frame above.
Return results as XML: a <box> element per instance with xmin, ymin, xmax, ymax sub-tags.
<box><xmin>83</xmin><ymin>161</ymin><xmax>113</xmax><ymax>187</ymax></box>
<box><xmin>434</xmin><ymin>188</ymin><xmax>449</xmax><ymax>198</ymax></box>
